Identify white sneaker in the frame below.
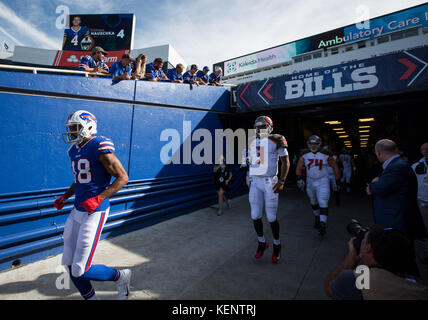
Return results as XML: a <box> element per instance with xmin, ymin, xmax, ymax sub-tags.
<box><xmin>226</xmin><ymin>200</ymin><xmax>231</xmax><ymax>209</ymax></box>
<box><xmin>116</xmin><ymin>269</ymin><xmax>132</xmax><ymax>300</ymax></box>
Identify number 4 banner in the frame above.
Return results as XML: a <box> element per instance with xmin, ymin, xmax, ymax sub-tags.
<box><xmin>62</xmin><ymin>14</ymin><xmax>135</xmax><ymax>52</ymax></box>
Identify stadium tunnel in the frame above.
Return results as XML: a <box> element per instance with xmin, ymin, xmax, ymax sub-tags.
<box><xmin>226</xmin><ymin>89</ymin><xmax>427</xmax><ymax>192</ymax></box>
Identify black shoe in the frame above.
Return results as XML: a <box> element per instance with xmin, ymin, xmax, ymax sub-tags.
<box><xmin>318</xmin><ymin>222</ymin><xmax>326</xmax><ymax>236</ymax></box>
<box><xmin>272</xmin><ymin>244</ymin><xmax>281</xmax><ymax>264</ymax></box>
<box><xmin>254</xmin><ymin>241</ymin><xmax>269</xmax><ymax>259</ymax></box>
<box><xmin>313</xmin><ymin>216</ymin><xmax>321</xmax><ymax>229</ymax></box>
<box><xmin>335</xmin><ymin>192</ymin><xmax>341</xmax><ymax>206</ymax></box>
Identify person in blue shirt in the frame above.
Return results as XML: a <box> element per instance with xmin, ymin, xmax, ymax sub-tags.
<box><xmin>209</xmin><ymin>67</ymin><xmax>223</xmax><ymax>86</ymax></box>
<box><xmin>78</xmin><ymin>46</ymin><xmax>110</xmax><ymax>76</ymax></box>
<box><xmin>110</xmin><ymin>54</ymin><xmax>132</xmax><ymax>80</ymax></box>
<box><xmin>196</xmin><ymin>66</ymin><xmax>210</xmax><ymax>85</ymax></box>
<box><xmin>166</xmin><ymin>64</ymin><xmax>185</xmax><ymax>83</ymax></box>
<box><xmin>145</xmin><ymin>57</ymin><xmax>168</xmax><ymax>81</ymax></box>
<box><xmin>183</xmin><ymin>64</ymin><xmax>199</xmax><ymax>86</ymax></box>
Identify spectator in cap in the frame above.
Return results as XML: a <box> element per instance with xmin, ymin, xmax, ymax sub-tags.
<box><xmin>183</xmin><ymin>64</ymin><xmax>199</xmax><ymax>86</ymax></box>
<box><xmin>196</xmin><ymin>66</ymin><xmax>210</xmax><ymax>85</ymax></box>
<box><xmin>131</xmin><ymin>53</ymin><xmax>147</xmax><ymax>80</ymax></box>
<box><xmin>109</xmin><ymin>53</ymin><xmax>132</xmax><ymax>80</ymax></box>
<box><xmin>209</xmin><ymin>67</ymin><xmax>222</xmax><ymax>86</ymax></box>
<box><xmin>166</xmin><ymin>64</ymin><xmax>185</xmax><ymax>83</ymax></box>
<box><xmin>78</xmin><ymin>46</ymin><xmax>110</xmax><ymax>75</ymax></box>
<box><xmin>145</xmin><ymin>57</ymin><xmax>168</xmax><ymax>81</ymax></box>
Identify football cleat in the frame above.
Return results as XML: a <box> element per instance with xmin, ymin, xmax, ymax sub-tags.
<box><xmin>318</xmin><ymin>222</ymin><xmax>327</xmax><ymax>236</ymax></box>
<box><xmin>254</xmin><ymin>241</ymin><xmax>269</xmax><ymax>259</ymax></box>
<box><xmin>313</xmin><ymin>216</ymin><xmax>321</xmax><ymax>229</ymax></box>
<box><xmin>116</xmin><ymin>269</ymin><xmax>132</xmax><ymax>300</ymax></box>
<box><xmin>272</xmin><ymin>244</ymin><xmax>281</xmax><ymax>264</ymax></box>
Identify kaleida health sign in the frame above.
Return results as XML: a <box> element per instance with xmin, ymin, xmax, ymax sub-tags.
<box><xmin>220</xmin><ymin>3</ymin><xmax>428</xmax><ymax>77</ymax></box>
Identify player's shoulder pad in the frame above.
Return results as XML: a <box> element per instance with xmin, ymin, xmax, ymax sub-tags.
<box><xmin>268</xmin><ymin>134</ymin><xmax>288</xmax><ymax>149</ymax></box>
<box><xmin>320</xmin><ymin>149</ymin><xmax>332</xmax><ymax>156</ymax></box>
<box><xmin>300</xmin><ymin>148</ymin><xmax>310</xmax><ymax>157</ymax></box>
<box><xmin>96</xmin><ymin>136</ymin><xmax>115</xmax><ymax>152</ymax></box>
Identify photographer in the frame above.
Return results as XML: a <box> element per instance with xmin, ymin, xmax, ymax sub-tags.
<box><xmin>325</xmin><ymin>224</ymin><xmax>428</xmax><ymax>300</ymax></box>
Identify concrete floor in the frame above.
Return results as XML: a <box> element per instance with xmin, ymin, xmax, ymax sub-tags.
<box><xmin>0</xmin><ymin>187</ymin><xmax>413</xmax><ymax>300</ymax></box>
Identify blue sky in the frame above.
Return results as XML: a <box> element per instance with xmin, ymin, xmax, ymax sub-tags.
<box><xmin>0</xmin><ymin>0</ymin><xmax>426</xmax><ymax>68</ymax></box>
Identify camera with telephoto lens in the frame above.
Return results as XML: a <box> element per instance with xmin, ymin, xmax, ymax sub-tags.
<box><xmin>346</xmin><ymin>219</ymin><xmax>369</xmax><ymax>254</ymax></box>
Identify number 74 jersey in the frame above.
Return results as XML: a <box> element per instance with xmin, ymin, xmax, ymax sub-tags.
<box><xmin>302</xmin><ymin>151</ymin><xmax>330</xmax><ymax>180</ymax></box>
<box><xmin>68</xmin><ymin>136</ymin><xmax>115</xmax><ymax>212</ymax></box>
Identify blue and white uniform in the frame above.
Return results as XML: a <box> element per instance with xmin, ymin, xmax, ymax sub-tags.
<box><xmin>145</xmin><ymin>63</ymin><xmax>165</xmax><ymax>80</ymax></box>
<box><xmin>209</xmin><ymin>72</ymin><xmax>221</xmax><ymax>84</ymax></box>
<box><xmin>64</xmin><ymin>26</ymin><xmax>90</xmax><ymax>50</ymax></box>
<box><xmin>78</xmin><ymin>55</ymin><xmax>109</xmax><ymax>72</ymax></box>
<box><xmin>183</xmin><ymin>70</ymin><xmax>197</xmax><ymax>83</ymax></box>
<box><xmin>62</xmin><ymin>136</ymin><xmax>116</xmax><ymax>277</ymax></box>
<box><xmin>166</xmin><ymin>68</ymin><xmax>183</xmax><ymax>81</ymax></box>
<box><xmin>196</xmin><ymin>70</ymin><xmax>209</xmax><ymax>84</ymax></box>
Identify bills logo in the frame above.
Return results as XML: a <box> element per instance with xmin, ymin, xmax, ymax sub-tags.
<box><xmin>284</xmin><ymin>66</ymin><xmax>379</xmax><ymax>100</ymax></box>
<box><xmin>79</xmin><ymin>113</ymin><xmax>97</xmax><ymax>123</ymax></box>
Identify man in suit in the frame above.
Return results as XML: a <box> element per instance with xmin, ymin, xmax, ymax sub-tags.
<box><xmin>366</xmin><ymin>139</ymin><xmax>427</xmax><ymax>241</ymax></box>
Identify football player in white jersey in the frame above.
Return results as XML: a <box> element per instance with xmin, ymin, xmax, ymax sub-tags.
<box><xmin>339</xmin><ymin>148</ymin><xmax>356</xmax><ymax>193</ymax></box>
<box><xmin>248</xmin><ymin>116</ymin><xmax>290</xmax><ymax>263</ymax></box>
<box><xmin>296</xmin><ymin>136</ymin><xmax>340</xmax><ymax>236</ymax></box>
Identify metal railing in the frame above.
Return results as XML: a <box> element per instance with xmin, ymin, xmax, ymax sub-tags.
<box><xmin>0</xmin><ymin>64</ymin><xmax>237</xmax><ymax>86</ymax></box>
<box><xmin>0</xmin><ymin>64</ymin><xmax>110</xmax><ymax>77</ymax></box>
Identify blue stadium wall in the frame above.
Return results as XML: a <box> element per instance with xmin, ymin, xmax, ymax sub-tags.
<box><xmin>0</xmin><ymin>72</ymin><xmax>247</xmax><ymax>271</ymax></box>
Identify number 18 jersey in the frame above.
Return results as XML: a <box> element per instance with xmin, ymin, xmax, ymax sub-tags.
<box><xmin>302</xmin><ymin>151</ymin><xmax>330</xmax><ymax>180</ymax></box>
<box><xmin>68</xmin><ymin>136</ymin><xmax>115</xmax><ymax>212</ymax></box>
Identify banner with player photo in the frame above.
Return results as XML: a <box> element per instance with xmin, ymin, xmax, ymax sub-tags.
<box><xmin>62</xmin><ymin>14</ymin><xmax>135</xmax><ymax>52</ymax></box>
<box><xmin>55</xmin><ymin>13</ymin><xmax>135</xmax><ymax>68</ymax></box>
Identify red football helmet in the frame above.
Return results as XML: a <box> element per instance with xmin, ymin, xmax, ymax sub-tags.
<box><xmin>254</xmin><ymin>116</ymin><xmax>273</xmax><ymax>137</ymax></box>
<box><xmin>307</xmin><ymin>135</ymin><xmax>322</xmax><ymax>152</ymax></box>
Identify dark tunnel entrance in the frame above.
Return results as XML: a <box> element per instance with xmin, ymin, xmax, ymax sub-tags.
<box><xmin>223</xmin><ymin>90</ymin><xmax>427</xmax><ymax>193</ymax></box>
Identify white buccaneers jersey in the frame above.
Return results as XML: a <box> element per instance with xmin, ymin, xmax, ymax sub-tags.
<box><xmin>302</xmin><ymin>152</ymin><xmax>330</xmax><ymax>179</ymax></box>
<box><xmin>340</xmin><ymin>154</ymin><xmax>352</xmax><ymax>170</ymax></box>
<box><xmin>248</xmin><ymin>137</ymin><xmax>288</xmax><ymax>177</ymax></box>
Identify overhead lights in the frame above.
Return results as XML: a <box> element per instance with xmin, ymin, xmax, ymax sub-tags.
<box><xmin>333</xmin><ymin>128</ymin><xmax>345</xmax><ymax>131</ymax></box>
<box><xmin>359</xmin><ymin>125</ymin><xmax>371</xmax><ymax>129</ymax></box>
<box><xmin>325</xmin><ymin>121</ymin><xmax>342</xmax><ymax>125</ymax></box>
<box><xmin>358</xmin><ymin>118</ymin><xmax>375</xmax><ymax>122</ymax></box>
<box><xmin>359</xmin><ymin>130</ymin><xmax>370</xmax><ymax>133</ymax></box>
<box><xmin>360</xmin><ymin>135</ymin><xmax>370</xmax><ymax>137</ymax></box>
<box><xmin>339</xmin><ymin>135</ymin><xmax>349</xmax><ymax>138</ymax></box>
<box><xmin>336</xmin><ymin>131</ymin><xmax>346</xmax><ymax>134</ymax></box>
